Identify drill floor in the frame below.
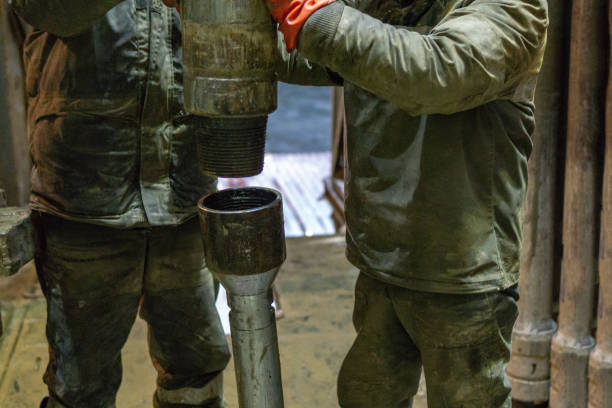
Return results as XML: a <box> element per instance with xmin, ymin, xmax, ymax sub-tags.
<box><xmin>0</xmin><ymin>235</ymin><xmax>428</xmax><ymax>408</ymax></box>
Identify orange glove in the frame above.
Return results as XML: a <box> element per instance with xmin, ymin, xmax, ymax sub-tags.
<box><xmin>265</xmin><ymin>0</ymin><xmax>336</xmax><ymax>51</ymax></box>
<box><xmin>161</xmin><ymin>0</ymin><xmax>180</xmax><ymax>13</ymax></box>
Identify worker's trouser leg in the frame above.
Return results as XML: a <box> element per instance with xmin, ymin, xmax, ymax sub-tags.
<box><xmin>337</xmin><ymin>273</ymin><xmax>518</xmax><ymax>408</ymax></box>
<box><xmin>32</xmin><ymin>213</ymin><xmax>230</xmax><ymax>408</ymax></box>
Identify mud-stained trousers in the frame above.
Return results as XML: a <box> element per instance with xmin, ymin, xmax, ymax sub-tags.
<box><xmin>338</xmin><ymin>273</ymin><xmax>519</xmax><ymax>408</ymax></box>
<box><xmin>31</xmin><ymin>212</ymin><xmax>231</xmax><ymax>408</ymax></box>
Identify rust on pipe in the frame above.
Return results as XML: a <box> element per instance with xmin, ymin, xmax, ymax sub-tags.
<box><xmin>549</xmin><ymin>0</ymin><xmax>608</xmax><ymax>407</ymax></box>
<box><xmin>507</xmin><ymin>1</ymin><xmax>570</xmax><ymax>403</ymax></box>
<box><xmin>588</xmin><ymin>3</ymin><xmax>612</xmax><ymax>407</ymax></box>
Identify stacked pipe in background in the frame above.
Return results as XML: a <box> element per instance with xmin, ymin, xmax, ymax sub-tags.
<box><xmin>506</xmin><ymin>0</ymin><xmax>570</xmax><ymax>402</ymax></box>
<box><xmin>509</xmin><ymin>1</ymin><xmax>611</xmax><ymax>407</ymax></box>
<box><xmin>587</xmin><ymin>5</ymin><xmax>612</xmax><ymax>407</ymax></box>
<box><xmin>549</xmin><ymin>0</ymin><xmax>608</xmax><ymax>406</ymax></box>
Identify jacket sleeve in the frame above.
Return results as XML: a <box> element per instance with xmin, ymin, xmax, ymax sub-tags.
<box><xmin>276</xmin><ymin>31</ymin><xmax>343</xmax><ymax>86</ymax></box>
<box><xmin>298</xmin><ymin>0</ymin><xmax>548</xmax><ymax>115</ymax></box>
<box><xmin>8</xmin><ymin>0</ymin><xmax>123</xmax><ymax>37</ymax></box>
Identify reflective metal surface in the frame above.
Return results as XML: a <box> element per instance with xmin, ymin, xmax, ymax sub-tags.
<box><xmin>199</xmin><ymin>187</ymin><xmax>285</xmax><ymax>408</ymax></box>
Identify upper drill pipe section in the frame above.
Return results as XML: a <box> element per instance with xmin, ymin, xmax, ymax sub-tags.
<box><xmin>198</xmin><ymin>187</ymin><xmax>286</xmax><ymax>276</ymax></box>
<box><xmin>181</xmin><ymin>0</ymin><xmax>278</xmax><ymax>116</ymax></box>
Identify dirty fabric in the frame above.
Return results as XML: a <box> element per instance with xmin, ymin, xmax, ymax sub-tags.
<box><xmin>280</xmin><ymin>0</ymin><xmax>548</xmax><ymax>293</ymax></box>
<box><xmin>337</xmin><ymin>273</ymin><xmax>518</xmax><ymax>407</ymax></box>
<box><xmin>32</xmin><ymin>212</ymin><xmax>231</xmax><ymax>408</ymax></box>
<box><xmin>10</xmin><ymin>0</ymin><xmax>216</xmax><ymax>227</ymax></box>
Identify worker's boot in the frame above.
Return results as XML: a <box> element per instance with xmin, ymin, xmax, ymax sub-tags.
<box><xmin>153</xmin><ymin>375</ymin><xmax>225</xmax><ymax>408</ymax></box>
<box><xmin>153</xmin><ymin>392</ymin><xmax>225</xmax><ymax>408</ymax></box>
<box><xmin>39</xmin><ymin>396</ymin><xmax>70</xmax><ymax>408</ymax></box>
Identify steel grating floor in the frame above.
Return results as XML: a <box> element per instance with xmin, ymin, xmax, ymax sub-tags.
<box><xmin>218</xmin><ymin>152</ymin><xmax>337</xmax><ymax>238</ymax></box>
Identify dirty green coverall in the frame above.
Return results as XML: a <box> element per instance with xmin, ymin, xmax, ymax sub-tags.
<box><xmin>278</xmin><ymin>0</ymin><xmax>548</xmax><ymax>406</ymax></box>
<box><xmin>8</xmin><ymin>0</ymin><xmax>231</xmax><ymax>406</ymax></box>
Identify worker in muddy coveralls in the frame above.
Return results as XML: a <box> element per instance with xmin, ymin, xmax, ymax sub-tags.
<box><xmin>193</xmin><ymin>0</ymin><xmax>542</xmax><ymax>405</ymax></box>
<box><xmin>264</xmin><ymin>0</ymin><xmax>547</xmax><ymax>406</ymax></box>
<box><xmin>8</xmin><ymin>1</ymin><xmax>232</xmax><ymax>407</ymax></box>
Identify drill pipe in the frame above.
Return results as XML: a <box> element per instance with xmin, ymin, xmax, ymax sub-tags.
<box><xmin>549</xmin><ymin>0</ymin><xmax>608</xmax><ymax>406</ymax></box>
<box><xmin>198</xmin><ymin>187</ymin><xmax>285</xmax><ymax>408</ymax></box>
<box><xmin>588</xmin><ymin>5</ymin><xmax>612</xmax><ymax>407</ymax></box>
<box><xmin>507</xmin><ymin>1</ymin><xmax>570</xmax><ymax>403</ymax></box>
<box><xmin>181</xmin><ymin>0</ymin><xmax>278</xmax><ymax>177</ymax></box>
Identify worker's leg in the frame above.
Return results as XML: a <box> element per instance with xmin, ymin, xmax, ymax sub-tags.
<box><xmin>390</xmin><ymin>285</ymin><xmax>519</xmax><ymax>408</ymax></box>
<box><xmin>337</xmin><ymin>273</ymin><xmax>421</xmax><ymax>408</ymax></box>
<box><xmin>140</xmin><ymin>217</ymin><xmax>231</xmax><ymax>408</ymax></box>
<box><xmin>32</xmin><ymin>212</ymin><xmax>146</xmax><ymax>408</ymax></box>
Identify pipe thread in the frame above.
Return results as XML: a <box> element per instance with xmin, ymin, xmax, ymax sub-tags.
<box><xmin>196</xmin><ymin>116</ymin><xmax>268</xmax><ymax>178</ymax></box>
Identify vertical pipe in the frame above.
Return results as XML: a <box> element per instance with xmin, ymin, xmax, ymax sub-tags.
<box><xmin>198</xmin><ymin>188</ymin><xmax>286</xmax><ymax>408</ymax></box>
<box><xmin>507</xmin><ymin>1</ymin><xmax>570</xmax><ymax>403</ymax></box>
<box><xmin>181</xmin><ymin>0</ymin><xmax>277</xmax><ymax>177</ymax></box>
<box><xmin>0</xmin><ymin>2</ymin><xmax>30</xmax><ymax>206</ymax></box>
<box><xmin>549</xmin><ymin>0</ymin><xmax>608</xmax><ymax>406</ymax></box>
<box><xmin>588</xmin><ymin>4</ymin><xmax>612</xmax><ymax>407</ymax></box>
<box><xmin>0</xmin><ymin>187</ymin><xmax>5</xmax><ymax>336</ymax></box>
<box><xmin>229</xmin><ymin>286</ymin><xmax>284</xmax><ymax>408</ymax></box>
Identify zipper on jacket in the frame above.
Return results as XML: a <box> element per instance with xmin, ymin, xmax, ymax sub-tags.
<box><xmin>134</xmin><ymin>0</ymin><xmax>153</xmax><ymax>225</ymax></box>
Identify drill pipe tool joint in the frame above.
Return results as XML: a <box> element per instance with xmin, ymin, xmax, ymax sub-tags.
<box><xmin>198</xmin><ymin>187</ymin><xmax>286</xmax><ymax>408</ymax></box>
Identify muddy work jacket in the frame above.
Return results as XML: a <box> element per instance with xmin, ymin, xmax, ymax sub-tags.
<box><xmin>10</xmin><ymin>0</ymin><xmax>215</xmax><ymax>227</ymax></box>
<box><xmin>282</xmin><ymin>0</ymin><xmax>548</xmax><ymax>293</ymax></box>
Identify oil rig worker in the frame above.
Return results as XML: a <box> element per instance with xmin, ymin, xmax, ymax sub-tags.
<box><xmin>268</xmin><ymin>0</ymin><xmax>547</xmax><ymax>406</ymax></box>
<box><xmin>174</xmin><ymin>0</ymin><xmax>543</xmax><ymax>406</ymax></box>
<box><xmin>7</xmin><ymin>1</ymin><xmax>231</xmax><ymax>407</ymax></box>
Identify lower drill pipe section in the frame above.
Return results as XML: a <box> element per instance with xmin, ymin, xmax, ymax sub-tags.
<box><xmin>229</xmin><ymin>283</ymin><xmax>284</xmax><ymax>408</ymax></box>
<box><xmin>198</xmin><ymin>187</ymin><xmax>286</xmax><ymax>408</ymax></box>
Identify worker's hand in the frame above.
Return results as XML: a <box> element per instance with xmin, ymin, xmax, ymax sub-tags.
<box><xmin>161</xmin><ymin>0</ymin><xmax>180</xmax><ymax>12</ymax></box>
<box><xmin>264</xmin><ymin>0</ymin><xmax>336</xmax><ymax>51</ymax></box>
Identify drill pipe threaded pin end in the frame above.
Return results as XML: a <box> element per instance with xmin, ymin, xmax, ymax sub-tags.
<box><xmin>195</xmin><ymin>116</ymin><xmax>269</xmax><ymax>178</ymax></box>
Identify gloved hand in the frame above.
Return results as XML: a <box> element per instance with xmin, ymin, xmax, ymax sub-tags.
<box><xmin>161</xmin><ymin>0</ymin><xmax>180</xmax><ymax>12</ymax></box>
<box><xmin>265</xmin><ymin>0</ymin><xmax>336</xmax><ymax>51</ymax></box>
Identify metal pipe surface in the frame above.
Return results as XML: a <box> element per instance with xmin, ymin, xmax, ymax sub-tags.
<box><xmin>588</xmin><ymin>5</ymin><xmax>612</xmax><ymax>407</ymax></box>
<box><xmin>198</xmin><ymin>187</ymin><xmax>286</xmax><ymax>408</ymax></box>
<box><xmin>507</xmin><ymin>1</ymin><xmax>570</xmax><ymax>403</ymax></box>
<box><xmin>549</xmin><ymin>0</ymin><xmax>608</xmax><ymax>406</ymax></box>
<box><xmin>182</xmin><ymin>0</ymin><xmax>278</xmax><ymax>177</ymax></box>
